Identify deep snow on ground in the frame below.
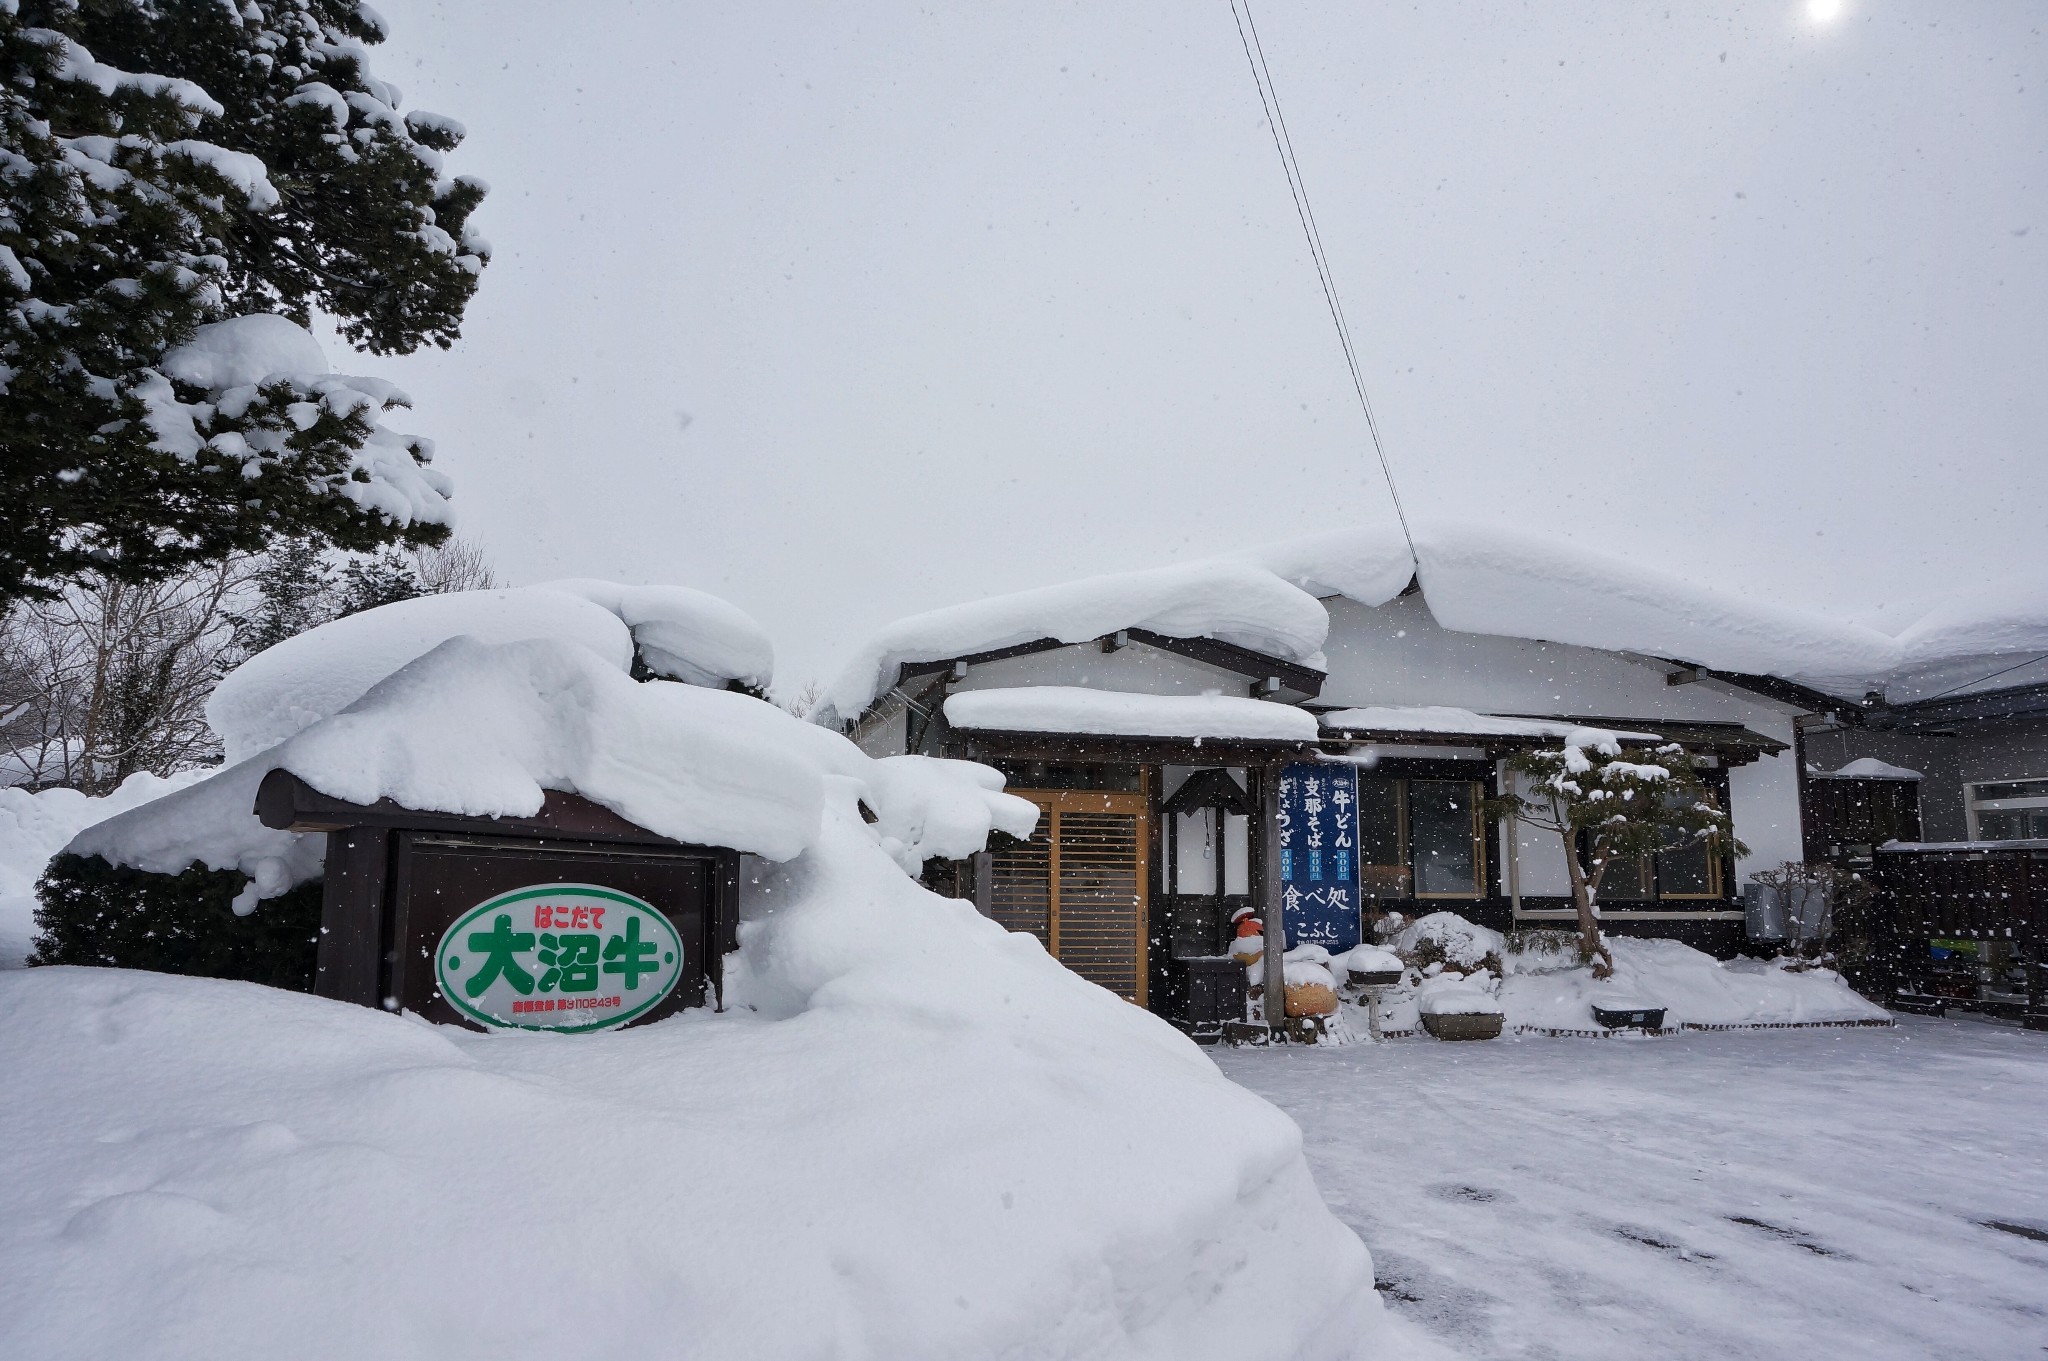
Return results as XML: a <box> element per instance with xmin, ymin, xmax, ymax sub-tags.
<box><xmin>1220</xmin><ymin>1019</ymin><xmax>2048</xmax><ymax>1361</ymax></box>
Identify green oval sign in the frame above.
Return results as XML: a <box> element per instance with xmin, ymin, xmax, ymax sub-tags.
<box><xmin>434</xmin><ymin>883</ymin><xmax>684</xmax><ymax>1033</ymax></box>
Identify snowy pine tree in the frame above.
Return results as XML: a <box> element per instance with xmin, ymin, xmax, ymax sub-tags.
<box><xmin>0</xmin><ymin>0</ymin><xmax>488</xmax><ymax>607</ymax></box>
<box><xmin>222</xmin><ymin>536</ymin><xmax>331</xmax><ymax>661</ymax></box>
<box><xmin>332</xmin><ymin>547</ymin><xmax>417</xmax><ymax>618</ymax></box>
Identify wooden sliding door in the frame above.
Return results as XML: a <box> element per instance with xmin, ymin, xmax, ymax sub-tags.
<box><xmin>989</xmin><ymin>790</ymin><xmax>1149</xmax><ymax>1004</ymax></box>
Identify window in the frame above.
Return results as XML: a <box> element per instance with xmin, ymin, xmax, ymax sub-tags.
<box><xmin>1970</xmin><ymin>778</ymin><xmax>2048</xmax><ymax>842</ymax></box>
<box><xmin>1355</xmin><ymin>777</ymin><xmax>1486</xmax><ymax>900</ymax></box>
<box><xmin>1574</xmin><ymin>793</ymin><xmax>1727</xmax><ymax>902</ymax></box>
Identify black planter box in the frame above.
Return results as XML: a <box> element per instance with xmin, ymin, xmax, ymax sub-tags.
<box><xmin>1347</xmin><ymin>967</ymin><xmax>1404</xmax><ymax>988</ymax></box>
<box><xmin>1590</xmin><ymin>1003</ymin><xmax>1666</xmax><ymax>1030</ymax></box>
<box><xmin>1175</xmin><ymin>955</ymin><xmax>1250</xmax><ymax>1040</ymax></box>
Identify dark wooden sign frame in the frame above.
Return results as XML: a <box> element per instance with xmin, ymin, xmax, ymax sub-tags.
<box><xmin>256</xmin><ymin>769</ymin><xmax>740</xmax><ymax>1030</ymax></box>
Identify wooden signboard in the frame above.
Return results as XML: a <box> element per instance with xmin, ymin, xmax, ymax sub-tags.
<box><xmin>256</xmin><ymin>769</ymin><xmax>739</xmax><ymax>1032</ymax></box>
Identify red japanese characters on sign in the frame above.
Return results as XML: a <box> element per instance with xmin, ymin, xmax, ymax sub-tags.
<box><xmin>534</xmin><ymin>903</ymin><xmax>605</xmax><ymax>931</ymax></box>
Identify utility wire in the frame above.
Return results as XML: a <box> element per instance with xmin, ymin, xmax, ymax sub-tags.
<box><xmin>1228</xmin><ymin>0</ymin><xmax>1417</xmax><ymax>566</ymax></box>
<box><xmin>1908</xmin><ymin>651</ymin><xmax>2048</xmax><ymax>705</ymax></box>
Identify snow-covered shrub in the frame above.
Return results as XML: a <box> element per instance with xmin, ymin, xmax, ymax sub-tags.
<box><xmin>1393</xmin><ymin>910</ymin><xmax>1504</xmax><ymax>978</ymax></box>
<box><xmin>30</xmin><ymin>852</ymin><xmax>320</xmax><ymax>988</ymax></box>
<box><xmin>1500</xmin><ymin>927</ymin><xmax>1581</xmax><ymax>972</ymax></box>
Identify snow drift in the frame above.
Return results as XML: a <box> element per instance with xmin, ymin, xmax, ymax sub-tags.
<box><xmin>17</xmin><ymin>585</ymin><xmax>1385</xmax><ymax>1358</ymax></box>
<box><xmin>1</xmin><ymin>799</ymin><xmax>1380</xmax><ymax>1361</ymax></box>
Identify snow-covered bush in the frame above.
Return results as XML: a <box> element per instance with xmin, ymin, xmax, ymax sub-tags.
<box><xmin>30</xmin><ymin>852</ymin><xmax>320</xmax><ymax>987</ymax></box>
<box><xmin>1393</xmin><ymin>909</ymin><xmax>1505</xmax><ymax>978</ymax></box>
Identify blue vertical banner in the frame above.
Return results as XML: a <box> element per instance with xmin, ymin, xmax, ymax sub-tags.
<box><xmin>1276</xmin><ymin>761</ymin><xmax>1361</xmax><ymax>951</ymax></box>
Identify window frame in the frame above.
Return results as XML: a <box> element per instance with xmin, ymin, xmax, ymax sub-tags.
<box><xmin>1354</xmin><ymin>765</ymin><xmax>1492</xmax><ymax>903</ymax></box>
<box><xmin>1967</xmin><ymin>776</ymin><xmax>2048</xmax><ymax>842</ymax></box>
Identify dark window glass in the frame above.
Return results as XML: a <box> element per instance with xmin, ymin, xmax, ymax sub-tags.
<box><xmin>1656</xmin><ymin>833</ymin><xmax>1716</xmax><ymax>896</ymax></box>
<box><xmin>1410</xmin><ymin>780</ymin><xmax>1481</xmax><ymax>898</ymax></box>
<box><xmin>1594</xmin><ymin>852</ymin><xmax>1654</xmax><ymax>901</ymax></box>
<box><xmin>1979</xmin><ymin>810</ymin><xmax>2029</xmax><ymax>841</ymax></box>
<box><xmin>1357</xmin><ymin>778</ymin><xmax>1409</xmax><ymax>898</ymax></box>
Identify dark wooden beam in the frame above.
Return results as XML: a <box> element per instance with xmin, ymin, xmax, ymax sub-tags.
<box><xmin>255</xmin><ymin>768</ymin><xmax>698</xmax><ymax>847</ymax></box>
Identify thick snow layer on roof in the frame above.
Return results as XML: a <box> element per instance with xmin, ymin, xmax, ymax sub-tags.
<box><xmin>1272</xmin><ymin>522</ymin><xmax>1898</xmax><ymax>696</ymax></box>
<box><xmin>1246</xmin><ymin>526</ymin><xmax>1418</xmax><ymax>607</ymax></box>
<box><xmin>825</xmin><ymin>561</ymin><xmax>1328</xmax><ymax>725</ymax></box>
<box><xmin>207</xmin><ymin>587</ymin><xmax>633</xmax><ymax>764</ymax></box>
<box><xmin>1</xmin><ymin>796</ymin><xmax>1379</xmax><ymax>1360</ymax></box>
<box><xmin>1816</xmin><ymin>757</ymin><xmax>1923</xmax><ymax>781</ymax></box>
<box><xmin>209</xmin><ymin>580</ymin><xmax>777</xmax><ymax>765</ymax></box>
<box><xmin>1261</xmin><ymin>521</ymin><xmax>2048</xmax><ymax>701</ymax></box>
<box><xmin>834</xmin><ymin>518</ymin><xmax>2042</xmax><ymax>720</ymax></box>
<box><xmin>0</xmin><ymin>773</ymin><xmax>207</xmax><ymax>967</ymax></box>
<box><xmin>546</xmin><ymin>578</ymin><xmax>774</xmax><ymax>691</ymax></box>
<box><xmin>1892</xmin><ymin>574</ymin><xmax>2048</xmax><ymax>668</ymax></box>
<box><xmin>946</xmin><ymin>687</ymin><xmax>1320</xmax><ymax>742</ymax></box>
<box><xmin>77</xmin><ymin>638</ymin><xmax>1037</xmax><ymax>910</ymax></box>
<box><xmin>1320</xmin><ymin>705</ymin><xmax>1658</xmax><ymax>741</ymax></box>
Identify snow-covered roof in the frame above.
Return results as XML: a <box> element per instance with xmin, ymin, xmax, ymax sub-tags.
<box><xmin>945</xmin><ymin>687</ymin><xmax>1320</xmax><ymax>743</ymax></box>
<box><xmin>208</xmin><ymin>580</ymin><xmax>775</xmax><ymax>764</ymax></box>
<box><xmin>78</xmin><ymin>636</ymin><xmax>1035</xmax><ymax>912</ymax></box>
<box><xmin>1318</xmin><ymin>706</ymin><xmax>1659</xmax><ymax>742</ymax></box>
<box><xmin>1813</xmin><ymin>757</ymin><xmax>1923</xmax><ymax>781</ymax></box>
<box><xmin>831</xmin><ymin>518</ymin><xmax>2048</xmax><ymax>722</ymax></box>
<box><xmin>823</xmin><ymin>561</ymin><xmax>1329</xmax><ymax>726</ymax></box>
<box><xmin>1251</xmin><ymin>522</ymin><xmax>1899</xmax><ymax>699</ymax></box>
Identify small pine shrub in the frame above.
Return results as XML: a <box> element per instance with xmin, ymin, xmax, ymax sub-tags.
<box><xmin>30</xmin><ymin>853</ymin><xmax>322</xmax><ymax>991</ymax></box>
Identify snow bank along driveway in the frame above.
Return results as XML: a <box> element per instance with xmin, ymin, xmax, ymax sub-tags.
<box><xmin>1221</xmin><ymin>1020</ymin><xmax>2048</xmax><ymax>1361</ymax></box>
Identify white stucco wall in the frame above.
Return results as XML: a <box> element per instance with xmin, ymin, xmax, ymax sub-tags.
<box><xmin>1323</xmin><ymin>593</ymin><xmax>1806</xmax><ymax>886</ymax></box>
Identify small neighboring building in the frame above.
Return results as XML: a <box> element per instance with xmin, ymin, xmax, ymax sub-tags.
<box><xmin>825</xmin><ymin>523</ymin><xmax>1927</xmax><ymax>1030</ymax></box>
<box><xmin>1791</xmin><ymin>586</ymin><xmax>2048</xmax><ymax>1021</ymax></box>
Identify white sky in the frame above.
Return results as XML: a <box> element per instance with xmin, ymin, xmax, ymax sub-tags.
<box><xmin>353</xmin><ymin>0</ymin><xmax>2047</xmax><ymax>694</ymax></box>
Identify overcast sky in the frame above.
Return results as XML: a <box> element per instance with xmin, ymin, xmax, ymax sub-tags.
<box><xmin>350</xmin><ymin>0</ymin><xmax>2046</xmax><ymax>693</ymax></box>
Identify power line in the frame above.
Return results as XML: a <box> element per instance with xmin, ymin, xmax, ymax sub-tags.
<box><xmin>1909</xmin><ymin>650</ymin><xmax>2048</xmax><ymax>704</ymax></box>
<box><xmin>1227</xmin><ymin>0</ymin><xmax>1417</xmax><ymax>566</ymax></box>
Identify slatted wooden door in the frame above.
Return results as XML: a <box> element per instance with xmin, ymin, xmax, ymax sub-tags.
<box><xmin>989</xmin><ymin>790</ymin><xmax>1149</xmax><ymax>1004</ymax></box>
